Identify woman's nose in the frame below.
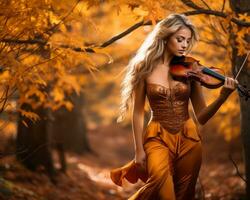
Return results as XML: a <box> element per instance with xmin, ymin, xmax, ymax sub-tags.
<box><xmin>182</xmin><ymin>41</ymin><xmax>188</xmax><ymax>49</ymax></box>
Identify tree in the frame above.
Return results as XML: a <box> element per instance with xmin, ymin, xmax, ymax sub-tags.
<box><xmin>229</xmin><ymin>0</ymin><xmax>250</xmax><ymax>198</ymax></box>
<box><xmin>0</xmin><ymin>0</ymin><xmax>94</xmax><ymax>180</ymax></box>
<box><xmin>0</xmin><ymin>0</ymin><xmax>249</xmax><ymax>195</ymax></box>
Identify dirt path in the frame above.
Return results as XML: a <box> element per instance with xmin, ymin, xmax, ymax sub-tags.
<box><xmin>0</xmin><ymin>120</ymin><xmax>246</xmax><ymax>200</ymax></box>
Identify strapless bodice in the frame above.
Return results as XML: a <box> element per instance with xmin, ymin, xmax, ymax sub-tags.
<box><xmin>146</xmin><ymin>81</ymin><xmax>191</xmax><ymax>134</ymax></box>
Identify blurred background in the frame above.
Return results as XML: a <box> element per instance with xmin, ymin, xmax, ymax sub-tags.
<box><xmin>0</xmin><ymin>0</ymin><xmax>249</xmax><ymax>199</ymax></box>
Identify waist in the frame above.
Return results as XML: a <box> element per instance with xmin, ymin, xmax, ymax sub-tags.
<box><xmin>151</xmin><ymin>112</ymin><xmax>190</xmax><ymax>134</ymax></box>
<box><xmin>151</xmin><ymin>106</ymin><xmax>189</xmax><ymax>120</ymax></box>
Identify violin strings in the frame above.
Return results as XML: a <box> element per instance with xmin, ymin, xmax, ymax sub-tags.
<box><xmin>235</xmin><ymin>51</ymin><xmax>250</xmax><ymax>80</ymax></box>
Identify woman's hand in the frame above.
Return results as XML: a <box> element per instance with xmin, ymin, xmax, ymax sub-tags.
<box><xmin>134</xmin><ymin>149</ymin><xmax>146</xmax><ymax>168</ymax></box>
<box><xmin>219</xmin><ymin>77</ymin><xmax>239</xmax><ymax>100</ymax></box>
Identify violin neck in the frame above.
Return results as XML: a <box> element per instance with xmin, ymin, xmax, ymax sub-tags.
<box><xmin>202</xmin><ymin>67</ymin><xmax>225</xmax><ymax>81</ymax></box>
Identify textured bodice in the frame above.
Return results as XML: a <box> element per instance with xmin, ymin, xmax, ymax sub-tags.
<box><xmin>146</xmin><ymin>80</ymin><xmax>191</xmax><ymax>134</ymax></box>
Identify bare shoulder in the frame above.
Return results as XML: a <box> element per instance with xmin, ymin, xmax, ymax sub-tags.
<box><xmin>145</xmin><ymin>62</ymin><xmax>167</xmax><ymax>84</ymax></box>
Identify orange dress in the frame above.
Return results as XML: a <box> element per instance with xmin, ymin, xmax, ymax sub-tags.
<box><xmin>110</xmin><ymin>78</ymin><xmax>202</xmax><ymax>200</ymax></box>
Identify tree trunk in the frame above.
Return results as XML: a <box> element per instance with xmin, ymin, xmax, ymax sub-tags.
<box><xmin>230</xmin><ymin>0</ymin><xmax>250</xmax><ymax>198</ymax></box>
<box><xmin>232</xmin><ymin>49</ymin><xmax>250</xmax><ymax>198</ymax></box>
<box><xmin>16</xmin><ymin>92</ymin><xmax>91</xmax><ymax>181</ymax></box>
<box><xmin>16</xmin><ymin>104</ymin><xmax>56</xmax><ymax>179</ymax></box>
<box><xmin>50</xmin><ymin>92</ymin><xmax>91</xmax><ymax>154</ymax></box>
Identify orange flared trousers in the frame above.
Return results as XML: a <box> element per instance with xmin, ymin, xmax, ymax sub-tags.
<box><xmin>110</xmin><ymin>118</ymin><xmax>202</xmax><ymax>200</ymax></box>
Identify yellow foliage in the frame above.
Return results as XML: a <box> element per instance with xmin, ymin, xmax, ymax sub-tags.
<box><xmin>60</xmin><ymin>74</ymin><xmax>81</xmax><ymax>95</ymax></box>
<box><xmin>239</xmin><ymin>13</ymin><xmax>250</xmax><ymax>22</ymax></box>
<box><xmin>235</xmin><ymin>28</ymin><xmax>250</xmax><ymax>56</ymax></box>
<box><xmin>18</xmin><ymin>109</ymin><xmax>40</xmax><ymax>122</ymax></box>
<box><xmin>0</xmin><ymin>0</ymin><xmax>248</xmax><ymax>141</ymax></box>
<box><xmin>64</xmin><ymin>101</ymin><xmax>74</xmax><ymax>111</ymax></box>
<box><xmin>0</xmin><ymin>71</ymin><xmax>10</xmax><ymax>84</ymax></box>
<box><xmin>51</xmin><ymin>88</ymin><xmax>64</xmax><ymax>102</ymax></box>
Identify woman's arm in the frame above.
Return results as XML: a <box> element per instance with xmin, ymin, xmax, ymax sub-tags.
<box><xmin>132</xmin><ymin>79</ymin><xmax>146</xmax><ymax>153</ymax></box>
<box><xmin>190</xmin><ymin>64</ymin><xmax>238</xmax><ymax>125</ymax></box>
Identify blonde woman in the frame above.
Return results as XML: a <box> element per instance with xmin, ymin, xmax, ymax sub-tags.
<box><xmin>110</xmin><ymin>14</ymin><xmax>238</xmax><ymax>200</ymax></box>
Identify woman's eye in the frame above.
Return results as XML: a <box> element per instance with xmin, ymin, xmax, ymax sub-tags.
<box><xmin>177</xmin><ymin>38</ymin><xmax>182</xmax><ymax>42</ymax></box>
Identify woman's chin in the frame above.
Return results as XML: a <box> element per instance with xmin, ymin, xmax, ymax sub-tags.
<box><xmin>174</xmin><ymin>52</ymin><xmax>185</xmax><ymax>57</ymax></box>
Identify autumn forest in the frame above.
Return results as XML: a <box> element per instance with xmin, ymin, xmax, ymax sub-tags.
<box><xmin>0</xmin><ymin>0</ymin><xmax>250</xmax><ymax>200</ymax></box>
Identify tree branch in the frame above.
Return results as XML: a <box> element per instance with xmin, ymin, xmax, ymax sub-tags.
<box><xmin>100</xmin><ymin>20</ymin><xmax>151</xmax><ymax>48</ymax></box>
<box><xmin>46</xmin><ymin>0</ymin><xmax>81</xmax><ymax>37</ymax></box>
<box><xmin>184</xmin><ymin>9</ymin><xmax>250</xmax><ymax>27</ymax></box>
<box><xmin>200</xmin><ymin>0</ymin><xmax>211</xmax><ymax>10</ymax></box>
<box><xmin>1</xmin><ymin>38</ymin><xmax>46</xmax><ymax>45</ymax></box>
<box><xmin>0</xmin><ymin>7</ymin><xmax>249</xmax><ymax>54</ymax></box>
<box><xmin>228</xmin><ymin>153</ymin><xmax>246</xmax><ymax>182</ymax></box>
<box><xmin>0</xmin><ymin>20</ymin><xmax>150</xmax><ymax>53</ymax></box>
<box><xmin>181</xmin><ymin>0</ymin><xmax>203</xmax><ymax>10</ymax></box>
<box><xmin>0</xmin><ymin>85</ymin><xmax>9</xmax><ymax>114</ymax></box>
<box><xmin>221</xmin><ymin>0</ymin><xmax>226</xmax><ymax>12</ymax></box>
<box><xmin>181</xmin><ymin>0</ymin><xmax>250</xmax><ymax>27</ymax></box>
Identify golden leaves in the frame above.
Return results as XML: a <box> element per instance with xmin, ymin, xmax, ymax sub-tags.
<box><xmin>84</xmin><ymin>0</ymin><xmax>102</xmax><ymax>10</ymax></box>
<box><xmin>48</xmin><ymin>11</ymin><xmax>61</xmax><ymax>25</ymax></box>
<box><xmin>128</xmin><ymin>3</ymin><xmax>140</xmax><ymax>11</ymax></box>
<box><xmin>0</xmin><ymin>0</ymin><xmax>248</xmax><ymax>135</ymax></box>
<box><xmin>51</xmin><ymin>88</ymin><xmax>64</xmax><ymax>102</ymax></box>
<box><xmin>235</xmin><ymin>28</ymin><xmax>250</xmax><ymax>56</ymax></box>
<box><xmin>223</xmin><ymin>11</ymin><xmax>234</xmax><ymax>29</ymax></box>
<box><xmin>109</xmin><ymin>0</ymin><xmax>175</xmax><ymax>24</ymax></box>
<box><xmin>238</xmin><ymin>13</ymin><xmax>250</xmax><ymax>22</ymax></box>
<box><xmin>18</xmin><ymin>109</ymin><xmax>40</xmax><ymax>123</ymax></box>
<box><xmin>0</xmin><ymin>71</ymin><xmax>10</xmax><ymax>84</ymax></box>
<box><xmin>219</xmin><ymin>11</ymin><xmax>250</xmax><ymax>56</ymax></box>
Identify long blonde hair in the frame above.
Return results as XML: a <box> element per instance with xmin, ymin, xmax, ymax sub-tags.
<box><xmin>117</xmin><ymin>14</ymin><xmax>199</xmax><ymax>123</ymax></box>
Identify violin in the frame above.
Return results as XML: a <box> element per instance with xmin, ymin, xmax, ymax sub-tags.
<box><xmin>169</xmin><ymin>56</ymin><xmax>250</xmax><ymax>100</ymax></box>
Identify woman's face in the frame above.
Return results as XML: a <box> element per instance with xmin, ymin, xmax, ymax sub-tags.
<box><xmin>165</xmin><ymin>26</ymin><xmax>192</xmax><ymax>57</ymax></box>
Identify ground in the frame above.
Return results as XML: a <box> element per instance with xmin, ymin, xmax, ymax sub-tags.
<box><xmin>0</xmin><ymin>120</ymin><xmax>246</xmax><ymax>200</ymax></box>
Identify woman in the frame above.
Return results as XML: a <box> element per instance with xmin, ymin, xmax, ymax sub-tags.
<box><xmin>110</xmin><ymin>13</ymin><xmax>238</xmax><ymax>200</ymax></box>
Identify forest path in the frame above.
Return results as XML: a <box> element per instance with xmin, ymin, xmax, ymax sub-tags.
<box><xmin>0</xmin><ymin>121</ymin><xmax>245</xmax><ymax>200</ymax></box>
